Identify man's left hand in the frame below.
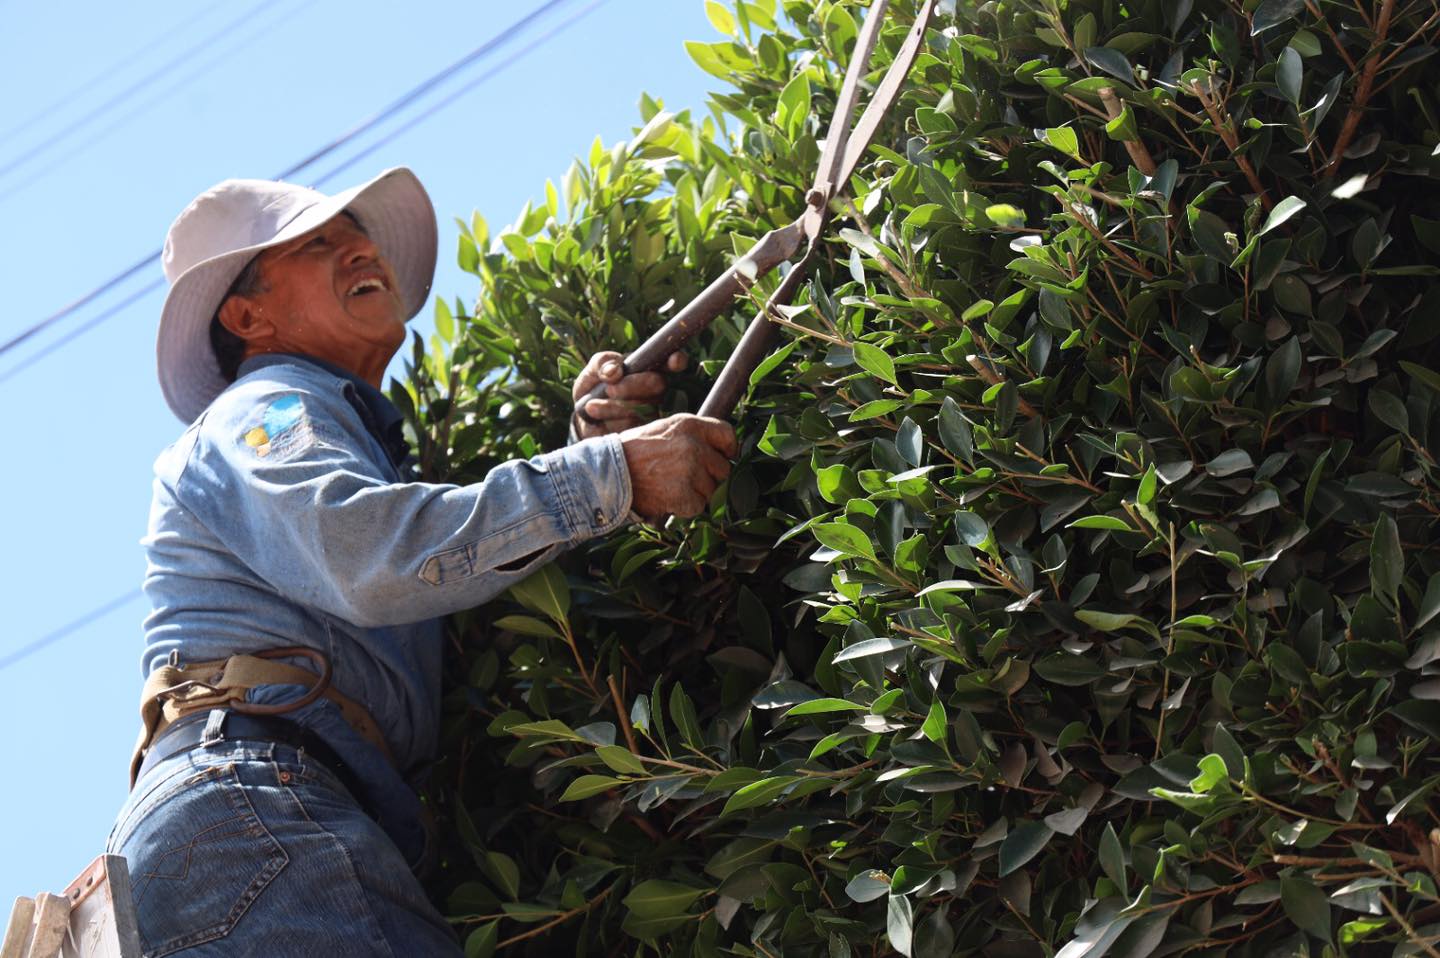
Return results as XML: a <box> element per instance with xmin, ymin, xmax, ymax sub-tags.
<box><xmin>571</xmin><ymin>350</ymin><xmax>687</xmax><ymax>438</ymax></box>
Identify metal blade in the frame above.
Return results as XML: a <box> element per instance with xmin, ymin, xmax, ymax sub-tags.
<box><xmin>834</xmin><ymin>0</ymin><xmax>938</xmax><ymax>196</ymax></box>
<box><xmin>810</xmin><ymin>0</ymin><xmax>893</xmax><ymax>200</ymax></box>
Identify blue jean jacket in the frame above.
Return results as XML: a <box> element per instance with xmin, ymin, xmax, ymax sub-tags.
<box><xmin>139</xmin><ymin>353</ymin><xmax>632</xmax><ymax>859</ymax></box>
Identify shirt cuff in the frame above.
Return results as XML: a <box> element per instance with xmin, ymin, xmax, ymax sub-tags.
<box><xmin>540</xmin><ymin>434</ymin><xmax>634</xmax><ymax>540</ymax></box>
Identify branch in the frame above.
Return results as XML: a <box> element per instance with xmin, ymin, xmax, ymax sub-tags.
<box><xmin>1099</xmin><ymin>87</ymin><xmax>1159</xmax><ymax>176</ymax></box>
<box><xmin>1324</xmin><ymin>0</ymin><xmax>1398</xmax><ymax>178</ymax></box>
<box><xmin>1190</xmin><ymin>78</ymin><xmax>1274</xmax><ymax>209</ymax></box>
<box><xmin>496</xmin><ymin>881</ymin><xmax>618</xmax><ymax>950</ymax></box>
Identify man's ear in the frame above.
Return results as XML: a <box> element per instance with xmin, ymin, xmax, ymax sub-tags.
<box><xmin>217</xmin><ymin>295</ymin><xmax>274</xmax><ymax>344</ymax></box>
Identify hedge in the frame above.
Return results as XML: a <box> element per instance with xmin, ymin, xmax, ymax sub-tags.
<box><xmin>394</xmin><ymin>0</ymin><xmax>1440</xmax><ymax>954</ymax></box>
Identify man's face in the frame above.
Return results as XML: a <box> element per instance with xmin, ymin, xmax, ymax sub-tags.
<box><xmin>244</xmin><ymin>213</ymin><xmax>405</xmax><ymax>359</ymax></box>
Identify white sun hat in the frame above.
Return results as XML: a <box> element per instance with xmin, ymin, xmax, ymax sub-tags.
<box><xmin>156</xmin><ymin>166</ymin><xmax>438</xmax><ymax>423</ymax></box>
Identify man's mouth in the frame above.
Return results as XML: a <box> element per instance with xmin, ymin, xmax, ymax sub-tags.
<box><xmin>347</xmin><ymin>276</ymin><xmax>388</xmax><ymax>297</ymax></box>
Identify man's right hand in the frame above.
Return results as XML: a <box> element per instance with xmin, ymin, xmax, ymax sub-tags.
<box><xmin>618</xmin><ymin>414</ymin><xmax>738</xmax><ymax>521</ymax></box>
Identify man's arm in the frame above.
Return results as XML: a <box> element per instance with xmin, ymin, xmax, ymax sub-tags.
<box><xmin>173</xmin><ymin>378</ymin><xmax>632</xmax><ymax>628</ymax></box>
<box><xmin>174</xmin><ymin>372</ymin><xmax>736</xmax><ymax>628</ymax></box>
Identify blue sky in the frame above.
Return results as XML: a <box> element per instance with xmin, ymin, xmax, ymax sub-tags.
<box><xmin>0</xmin><ymin>0</ymin><xmax>720</xmax><ymax>903</ymax></box>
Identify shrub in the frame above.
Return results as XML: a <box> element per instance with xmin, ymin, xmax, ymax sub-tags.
<box><xmin>397</xmin><ymin>0</ymin><xmax>1440</xmax><ymax>954</ymax></box>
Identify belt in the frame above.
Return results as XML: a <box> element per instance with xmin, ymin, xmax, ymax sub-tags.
<box><xmin>135</xmin><ymin>708</ymin><xmax>371</xmax><ymax>815</ymax></box>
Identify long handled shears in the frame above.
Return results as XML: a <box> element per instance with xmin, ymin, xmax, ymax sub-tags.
<box><xmin>574</xmin><ymin>0</ymin><xmax>936</xmax><ymax>424</ymax></box>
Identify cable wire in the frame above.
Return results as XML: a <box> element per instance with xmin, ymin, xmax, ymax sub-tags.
<box><xmin>311</xmin><ymin>0</ymin><xmax>609</xmax><ymax>185</ymax></box>
<box><xmin>0</xmin><ymin>0</ymin><xmax>281</xmax><ymax>182</ymax></box>
<box><xmin>0</xmin><ymin>0</ymin><xmax>582</xmax><ymax>371</ymax></box>
<box><xmin>0</xmin><ymin>0</ymin><xmax>317</xmax><ymax>207</ymax></box>
<box><xmin>0</xmin><ymin>1</ymin><xmax>221</xmax><ymax>148</ymax></box>
<box><xmin>0</xmin><ymin>588</ymin><xmax>143</xmax><ymax>671</ymax></box>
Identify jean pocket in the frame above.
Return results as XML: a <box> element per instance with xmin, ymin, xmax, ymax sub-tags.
<box><xmin>116</xmin><ymin>762</ymin><xmax>288</xmax><ymax>957</ymax></box>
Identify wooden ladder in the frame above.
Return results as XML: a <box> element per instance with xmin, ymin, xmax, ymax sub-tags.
<box><xmin>1</xmin><ymin>856</ymin><xmax>140</xmax><ymax>958</ymax></box>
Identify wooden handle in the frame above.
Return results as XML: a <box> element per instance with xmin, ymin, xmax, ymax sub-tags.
<box><xmin>574</xmin><ymin>222</ymin><xmax>803</xmax><ymax>421</ymax></box>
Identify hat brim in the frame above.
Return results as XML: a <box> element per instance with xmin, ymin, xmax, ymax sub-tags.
<box><xmin>156</xmin><ymin>166</ymin><xmax>438</xmax><ymax>423</ymax></box>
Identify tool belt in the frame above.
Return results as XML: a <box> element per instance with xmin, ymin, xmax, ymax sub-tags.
<box><xmin>130</xmin><ymin>645</ymin><xmax>393</xmax><ymax>787</ymax></box>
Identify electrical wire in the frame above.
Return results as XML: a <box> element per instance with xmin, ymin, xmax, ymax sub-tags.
<box><xmin>0</xmin><ymin>0</ymin><xmax>582</xmax><ymax>373</ymax></box>
<box><xmin>0</xmin><ymin>0</ymin><xmax>317</xmax><ymax>207</ymax></box>
<box><xmin>311</xmin><ymin>0</ymin><xmax>609</xmax><ymax>185</ymax></box>
<box><xmin>0</xmin><ymin>0</ymin><xmax>282</xmax><ymax>182</ymax></box>
<box><xmin>0</xmin><ymin>1</ymin><xmax>221</xmax><ymax>148</ymax></box>
<box><xmin>0</xmin><ymin>588</ymin><xmax>143</xmax><ymax>671</ymax></box>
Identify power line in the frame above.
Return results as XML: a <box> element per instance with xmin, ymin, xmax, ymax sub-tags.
<box><xmin>0</xmin><ymin>1</ymin><xmax>222</xmax><ymax>148</ymax></box>
<box><xmin>0</xmin><ymin>0</ymin><xmax>316</xmax><ymax>207</ymax></box>
<box><xmin>0</xmin><ymin>0</ymin><xmax>281</xmax><ymax>183</ymax></box>
<box><xmin>312</xmin><ymin>0</ymin><xmax>610</xmax><ymax>185</ymax></box>
<box><xmin>0</xmin><ymin>0</ymin><xmax>582</xmax><ymax>373</ymax></box>
<box><xmin>0</xmin><ymin>588</ymin><xmax>143</xmax><ymax>671</ymax></box>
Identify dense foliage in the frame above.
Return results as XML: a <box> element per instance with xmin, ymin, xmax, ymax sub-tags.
<box><xmin>396</xmin><ymin>0</ymin><xmax>1440</xmax><ymax>953</ymax></box>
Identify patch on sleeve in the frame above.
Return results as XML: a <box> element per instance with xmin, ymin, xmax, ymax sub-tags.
<box><xmin>240</xmin><ymin>394</ymin><xmax>317</xmax><ymax>458</ymax></box>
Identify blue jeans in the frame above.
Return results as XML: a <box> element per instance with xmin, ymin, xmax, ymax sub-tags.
<box><xmin>108</xmin><ymin>740</ymin><xmax>462</xmax><ymax>957</ymax></box>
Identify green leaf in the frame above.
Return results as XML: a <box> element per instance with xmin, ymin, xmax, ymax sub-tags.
<box><xmin>1034</xmin><ymin>653</ymin><xmax>1105</xmax><ymax>686</ymax></box>
<box><xmin>484</xmin><ymin>851</ymin><xmax>521</xmax><ymax>900</ymax></box>
<box><xmin>921</xmin><ymin>699</ymin><xmax>947</xmax><ymax>744</ymax></box>
<box><xmin>1189</xmin><ymin>207</ymin><xmax>1234</xmax><ymax>262</ymax></box>
<box><xmin>1069</xmin><ymin>515</ymin><xmax>1133</xmax><ymax>531</ymax></box>
<box><xmin>1415</xmin><ymin>573</ymin><xmax>1440</xmax><ymax>631</ymax></box>
<box><xmin>813</xmin><ymin>522</ymin><xmax>878</xmax><ymax>560</ymax></box>
<box><xmin>1370</xmin><ymin>513</ymin><xmax>1403</xmax><ymax>605</ymax></box>
<box><xmin>1259</xmin><ymin>196</ymin><xmax>1306</xmax><ymax>235</ymax></box>
<box><xmin>719</xmin><ymin>775</ymin><xmax>802</xmax><ymax>815</ymax></box>
<box><xmin>464</xmin><ymin>922</ymin><xmax>499</xmax><ymax>958</ymax></box>
<box><xmin>782</xmin><ymin>698</ymin><xmax>866</xmax><ymax>717</ymax></box>
<box><xmin>845</xmin><ymin>870</ymin><xmax>891</xmax><ymax>903</ymax></box>
<box><xmin>1402</xmin><ymin>360</ymin><xmax>1440</xmax><ymax>394</ymax></box>
<box><xmin>998</xmin><ymin>821</ymin><xmax>1055</xmax><ymax>876</ymax></box>
<box><xmin>985</xmin><ymin>204</ymin><xmax>1026</xmax><ymax>229</ymax></box>
<box><xmin>620</xmin><ymin>912</ymin><xmax>692</xmax><ymax>940</ymax></box>
<box><xmin>1276</xmin><ymin>47</ymin><xmax>1302</xmax><ymax>103</ymax></box>
<box><xmin>887</xmin><ymin>894</ymin><xmax>915</xmax><ymax>956</ymax></box>
<box><xmin>1281</xmin><ymin>877</ymin><xmax>1332</xmax><ymax>940</ymax></box>
<box><xmin>704</xmin><ymin>0</ymin><xmax>736</xmax><ymax>36</ymax></box>
<box><xmin>1189</xmin><ymin>753</ymin><xmax>1230</xmax><ymax>792</ymax></box>
<box><xmin>775</xmin><ymin>72</ymin><xmax>811</xmax><ymax>140</ymax></box>
<box><xmin>1074</xmin><ymin>609</ymin><xmax>1150</xmax><ymax>633</ymax></box>
<box><xmin>508</xmin><ymin>562</ymin><xmax>570</xmax><ymax>624</ymax></box>
<box><xmin>833</xmin><ymin>637</ymin><xmax>912</xmax><ymax>663</ymax></box>
<box><xmin>1044</xmin><ymin>126</ymin><xmax>1081</xmax><ymax>158</ymax></box>
<box><xmin>1252</xmin><ymin>0</ymin><xmax>1304</xmax><ymax>34</ymax></box>
<box><xmin>1099</xmin><ymin>823</ymin><xmax>1127</xmax><ymax>890</ymax></box>
<box><xmin>684</xmin><ymin>39</ymin><xmax>732</xmax><ymax>79</ymax></box>
<box><xmin>852</xmin><ymin>342</ymin><xmax>898</xmax><ymax>384</ymax></box>
<box><xmin>596</xmin><ymin>745</ymin><xmax>646</xmax><ymax>775</ymax></box>
<box><xmin>560</xmin><ymin>774</ymin><xmax>624</xmax><ymax>801</ymax></box>
<box><xmin>491</xmin><ymin>614</ymin><xmax>562</xmax><ymax>639</ymax></box>
<box><xmin>1083</xmin><ymin>47</ymin><xmax>1134</xmax><ymax>83</ymax></box>
<box><xmin>1369</xmin><ymin>389</ymin><xmax>1411</xmax><ymax>435</ymax></box>
<box><xmin>1104</xmin><ymin>104</ymin><xmax>1139</xmax><ymax>142</ymax></box>
<box><xmin>622</xmin><ymin>879</ymin><xmax>706</xmax><ymax>919</ymax></box>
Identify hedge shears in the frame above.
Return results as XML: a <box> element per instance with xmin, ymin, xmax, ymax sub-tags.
<box><xmin>574</xmin><ymin>0</ymin><xmax>936</xmax><ymax>424</ymax></box>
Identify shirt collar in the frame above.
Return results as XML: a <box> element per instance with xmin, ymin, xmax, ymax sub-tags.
<box><xmin>236</xmin><ymin>353</ymin><xmax>408</xmax><ymax>466</ymax></box>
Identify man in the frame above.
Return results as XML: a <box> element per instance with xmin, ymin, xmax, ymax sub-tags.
<box><xmin>107</xmin><ymin>167</ymin><xmax>737</xmax><ymax>955</ymax></box>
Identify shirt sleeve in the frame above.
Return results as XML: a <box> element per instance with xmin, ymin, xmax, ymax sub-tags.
<box><xmin>171</xmin><ymin>376</ymin><xmax>632</xmax><ymax>628</ymax></box>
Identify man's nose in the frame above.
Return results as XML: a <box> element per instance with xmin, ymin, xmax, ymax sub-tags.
<box><xmin>341</xmin><ymin>232</ymin><xmax>381</xmax><ymax>264</ymax></box>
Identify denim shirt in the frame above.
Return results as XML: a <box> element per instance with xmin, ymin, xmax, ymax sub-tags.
<box><xmin>140</xmin><ymin>353</ymin><xmax>632</xmax><ymax>858</ymax></box>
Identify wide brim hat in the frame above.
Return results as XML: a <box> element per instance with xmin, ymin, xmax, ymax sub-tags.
<box><xmin>156</xmin><ymin>166</ymin><xmax>437</xmax><ymax>423</ymax></box>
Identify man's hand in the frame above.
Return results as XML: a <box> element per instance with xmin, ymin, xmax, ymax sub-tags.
<box><xmin>619</xmin><ymin>414</ymin><xmax>738</xmax><ymax>521</ymax></box>
<box><xmin>571</xmin><ymin>350</ymin><xmax>688</xmax><ymax>439</ymax></box>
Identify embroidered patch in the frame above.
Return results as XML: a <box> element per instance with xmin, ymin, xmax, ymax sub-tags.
<box><xmin>241</xmin><ymin>395</ymin><xmax>311</xmax><ymax>458</ymax></box>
